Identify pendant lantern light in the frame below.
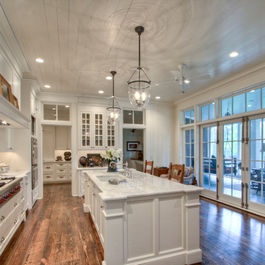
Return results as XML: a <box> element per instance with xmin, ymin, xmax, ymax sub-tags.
<box><xmin>106</xmin><ymin>71</ymin><xmax>121</xmax><ymax>125</ymax></box>
<box><xmin>127</xmin><ymin>26</ymin><xmax>151</xmax><ymax>109</ymax></box>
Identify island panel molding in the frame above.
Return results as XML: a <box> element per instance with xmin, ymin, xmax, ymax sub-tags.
<box><xmin>82</xmin><ymin>170</ymin><xmax>203</xmax><ymax>265</ymax></box>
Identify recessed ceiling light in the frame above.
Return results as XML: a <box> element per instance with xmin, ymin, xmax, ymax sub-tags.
<box><xmin>35</xmin><ymin>57</ymin><xmax>44</xmax><ymax>63</ymax></box>
<box><xmin>65</xmin><ymin>105</ymin><xmax>70</xmax><ymax>108</ymax></box>
<box><xmin>98</xmin><ymin>90</ymin><xmax>104</xmax><ymax>94</ymax></box>
<box><xmin>105</xmin><ymin>76</ymin><xmax>112</xmax><ymax>80</ymax></box>
<box><xmin>184</xmin><ymin>79</ymin><xmax>190</xmax><ymax>84</ymax></box>
<box><xmin>44</xmin><ymin>84</ymin><xmax>51</xmax><ymax>88</ymax></box>
<box><xmin>229</xmin><ymin>51</ymin><xmax>239</xmax><ymax>58</ymax></box>
<box><xmin>155</xmin><ymin>96</ymin><xmax>160</xmax><ymax>99</ymax></box>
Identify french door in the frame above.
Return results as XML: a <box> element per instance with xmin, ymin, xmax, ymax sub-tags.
<box><xmin>247</xmin><ymin>115</ymin><xmax>265</xmax><ymax>215</ymax></box>
<box><xmin>218</xmin><ymin>119</ymin><xmax>243</xmax><ymax>206</ymax></box>
<box><xmin>201</xmin><ymin>116</ymin><xmax>265</xmax><ymax>215</ymax></box>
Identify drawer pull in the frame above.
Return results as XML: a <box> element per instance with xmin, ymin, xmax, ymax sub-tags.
<box><xmin>14</xmin><ymin>202</ymin><xmax>18</xmax><ymax>208</ymax></box>
<box><xmin>0</xmin><ymin>215</ymin><xmax>5</xmax><ymax>221</ymax></box>
<box><xmin>0</xmin><ymin>237</ymin><xmax>5</xmax><ymax>244</ymax></box>
<box><xmin>14</xmin><ymin>218</ymin><xmax>18</xmax><ymax>224</ymax></box>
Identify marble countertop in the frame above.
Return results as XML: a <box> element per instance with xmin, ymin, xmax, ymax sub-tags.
<box><xmin>83</xmin><ymin>169</ymin><xmax>203</xmax><ymax>201</ymax></box>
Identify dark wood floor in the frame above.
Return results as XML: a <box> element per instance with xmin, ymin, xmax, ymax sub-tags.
<box><xmin>1</xmin><ymin>184</ymin><xmax>265</xmax><ymax>265</ymax></box>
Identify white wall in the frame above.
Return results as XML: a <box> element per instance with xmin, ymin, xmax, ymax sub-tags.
<box><xmin>145</xmin><ymin>103</ymin><xmax>174</xmax><ymax>167</ymax></box>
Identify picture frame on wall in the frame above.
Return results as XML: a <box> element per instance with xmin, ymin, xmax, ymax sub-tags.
<box><xmin>0</xmin><ymin>74</ymin><xmax>14</xmax><ymax>104</ymax></box>
<box><xmin>127</xmin><ymin>141</ymin><xmax>140</xmax><ymax>151</ymax></box>
<box><xmin>13</xmin><ymin>95</ymin><xmax>19</xmax><ymax>109</ymax></box>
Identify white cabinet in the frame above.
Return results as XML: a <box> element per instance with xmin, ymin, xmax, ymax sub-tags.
<box><xmin>0</xmin><ymin>128</ymin><xmax>14</xmax><ymax>151</ymax></box>
<box><xmin>83</xmin><ymin>174</ymin><xmax>104</xmax><ymax>245</ymax></box>
<box><xmin>0</xmin><ymin>179</ymin><xmax>26</xmax><ymax>256</ymax></box>
<box><xmin>43</xmin><ymin>161</ymin><xmax>71</xmax><ymax>184</ymax></box>
<box><xmin>79</xmin><ymin>108</ymin><xmax>118</xmax><ymax>149</ymax></box>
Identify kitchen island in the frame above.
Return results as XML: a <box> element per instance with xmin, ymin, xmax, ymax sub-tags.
<box><xmin>82</xmin><ymin>169</ymin><xmax>203</xmax><ymax>265</ymax></box>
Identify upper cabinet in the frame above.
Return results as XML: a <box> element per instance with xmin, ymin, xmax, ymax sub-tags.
<box><xmin>123</xmin><ymin>110</ymin><xmax>143</xmax><ymax>125</ymax></box>
<box><xmin>43</xmin><ymin>104</ymin><xmax>70</xmax><ymax>121</ymax></box>
<box><xmin>79</xmin><ymin>107</ymin><xmax>118</xmax><ymax>149</ymax></box>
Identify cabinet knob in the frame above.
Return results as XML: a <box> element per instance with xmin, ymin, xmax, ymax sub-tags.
<box><xmin>0</xmin><ymin>215</ymin><xmax>5</xmax><ymax>221</ymax></box>
<box><xmin>100</xmin><ymin>205</ymin><xmax>104</xmax><ymax>209</ymax></box>
<box><xmin>0</xmin><ymin>237</ymin><xmax>5</xmax><ymax>244</ymax></box>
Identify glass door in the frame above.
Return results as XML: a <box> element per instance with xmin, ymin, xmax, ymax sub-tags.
<box><xmin>219</xmin><ymin>120</ymin><xmax>242</xmax><ymax>204</ymax></box>
<box><xmin>201</xmin><ymin>125</ymin><xmax>217</xmax><ymax>192</ymax></box>
<box><xmin>248</xmin><ymin>116</ymin><xmax>265</xmax><ymax>214</ymax></box>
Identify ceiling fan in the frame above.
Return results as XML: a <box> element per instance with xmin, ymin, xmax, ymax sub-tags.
<box><xmin>170</xmin><ymin>63</ymin><xmax>213</xmax><ymax>93</ymax></box>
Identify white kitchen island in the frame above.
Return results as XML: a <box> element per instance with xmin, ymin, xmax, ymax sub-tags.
<box><xmin>82</xmin><ymin>169</ymin><xmax>203</xmax><ymax>265</ymax></box>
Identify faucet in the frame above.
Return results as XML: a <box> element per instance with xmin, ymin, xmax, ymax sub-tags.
<box><xmin>123</xmin><ymin>162</ymin><xmax>132</xmax><ymax>178</ymax></box>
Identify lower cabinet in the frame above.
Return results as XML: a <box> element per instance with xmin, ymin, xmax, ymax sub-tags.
<box><xmin>0</xmin><ymin>179</ymin><xmax>26</xmax><ymax>255</ymax></box>
<box><xmin>83</xmin><ymin>175</ymin><xmax>105</xmax><ymax>245</ymax></box>
<box><xmin>43</xmin><ymin>161</ymin><xmax>71</xmax><ymax>184</ymax></box>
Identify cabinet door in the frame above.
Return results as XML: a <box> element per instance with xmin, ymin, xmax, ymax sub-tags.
<box><xmin>80</xmin><ymin>111</ymin><xmax>92</xmax><ymax>148</ymax></box>
<box><xmin>80</xmin><ymin>110</ymin><xmax>118</xmax><ymax>149</ymax></box>
<box><xmin>94</xmin><ymin>113</ymin><xmax>104</xmax><ymax>148</ymax></box>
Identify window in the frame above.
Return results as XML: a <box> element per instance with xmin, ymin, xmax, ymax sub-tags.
<box><xmin>184</xmin><ymin>109</ymin><xmax>194</xmax><ymax>124</ymax></box>
<box><xmin>184</xmin><ymin>129</ymin><xmax>194</xmax><ymax>167</ymax></box>
<box><xmin>233</xmin><ymin>94</ymin><xmax>245</xmax><ymax>115</ymax></box>
<box><xmin>202</xmin><ymin>125</ymin><xmax>217</xmax><ymax>191</ymax></box>
<box><xmin>201</xmin><ymin>102</ymin><xmax>215</xmax><ymax>121</ymax></box>
<box><xmin>247</xmin><ymin>89</ymin><xmax>261</xmax><ymax>112</ymax></box>
<box><xmin>221</xmin><ymin>86</ymin><xmax>265</xmax><ymax>118</ymax></box>
<box><xmin>43</xmin><ymin>104</ymin><xmax>70</xmax><ymax>121</ymax></box>
<box><xmin>123</xmin><ymin>110</ymin><xmax>143</xmax><ymax>124</ymax></box>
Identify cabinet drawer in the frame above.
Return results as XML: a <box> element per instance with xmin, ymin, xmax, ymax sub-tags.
<box><xmin>43</xmin><ymin>174</ymin><xmax>55</xmax><ymax>181</ymax></box>
<box><xmin>55</xmin><ymin>163</ymin><xmax>67</xmax><ymax>169</ymax></box>
<box><xmin>0</xmin><ymin>216</ymin><xmax>11</xmax><ymax>248</ymax></box>
<box><xmin>56</xmin><ymin>174</ymin><xmax>68</xmax><ymax>181</ymax></box>
<box><xmin>43</xmin><ymin>163</ymin><xmax>54</xmax><ymax>173</ymax></box>
<box><xmin>0</xmin><ymin>191</ymin><xmax>22</xmax><ymax>224</ymax></box>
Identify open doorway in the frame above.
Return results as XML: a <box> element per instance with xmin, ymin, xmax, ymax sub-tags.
<box><xmin>123</xmin><ymin>128</ymin><xmax>144</xmax><ymax>171</ymax></box>
<box><xmin>42</xmin><ymin>125</ymin><xmax>72</xmax><ymax>185</ymax></box>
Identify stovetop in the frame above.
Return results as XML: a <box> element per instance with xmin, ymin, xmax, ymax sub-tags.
<box><xmin>0</xmin><ymin>176</ymin><xmax>15</xmax><ymax>188</ymax></box>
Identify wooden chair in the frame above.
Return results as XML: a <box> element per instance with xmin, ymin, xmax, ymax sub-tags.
<box><xmin>160</xmin><ymin>162</ymin><xmax>172</xmax><ymax>178</ymax></box>
<box><xmin>144</xmin><ymin>160</ymin><xmax>154</xmax><ymax>175</ymax></box>
<box><xmin>169</xmin><ymin>164</ymin><xmax>185</xmax><ymax>183</ymax></box>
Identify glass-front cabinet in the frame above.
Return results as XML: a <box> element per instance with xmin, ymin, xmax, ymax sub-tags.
<box><xmin>43</xmin><ymin>103</ymin><xmax>70</xmax><ymax>121</ymax></box>
<box><xmin>79</xmin><ymin>108</ymin><xmax>118</xmax><ymax>149</ymax></box>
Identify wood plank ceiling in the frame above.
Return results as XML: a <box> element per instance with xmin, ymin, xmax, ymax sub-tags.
<box><xmin>1</xmin><ymin>0</ymin><xmax>265</xmax><ymax>103</ymax></box>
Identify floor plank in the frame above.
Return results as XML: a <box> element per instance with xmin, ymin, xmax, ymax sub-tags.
<box><xmin>1</xmin><ymin>184</ymin><xmax>265</xmax><ymax>265</ymax></box>
<box><xmin>0</xmin><ymin>184</ymin><xmax>102</xmax><ymax>265</ymax></box>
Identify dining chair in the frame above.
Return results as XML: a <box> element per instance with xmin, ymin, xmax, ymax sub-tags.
<box><xmin>144</xmin><ymin>160</ymin><xmax>154</xmax><ymax>175</ymax></box>
<box><xmin>169</xmin><ymin>164</ymin><xmax>185</xmax><ymax>183</ymax></box>
<box><xmin>160</xmin><ymin>162</ymin><xmax>172</xmax><ymax>178</ymax></box>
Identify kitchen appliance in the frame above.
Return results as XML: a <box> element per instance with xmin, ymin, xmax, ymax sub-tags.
<box><xmin>0</xmin><ymin>176</ymin><xmax>15</xmax><ymax>188</ymax></box>
<box><xmin>31</xmin><ymin>137</ymin><xmax>38</xmax><ymax>205</ymax></box>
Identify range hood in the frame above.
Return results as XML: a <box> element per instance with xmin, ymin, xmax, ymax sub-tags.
<box><xmin>0</xmin><ymin>96</ymin><xmax>29</xmax><ymax>128</ymax></box>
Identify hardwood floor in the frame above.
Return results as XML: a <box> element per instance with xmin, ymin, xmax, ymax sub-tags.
<box><xmin>0</xmin><ymin>184</ymin><xmax>102</xmax><ymax>265</ymax></box>
<box><xmin>1</xmin><ymin>184</ymin><xmax>265</xmax><ymax>265</ymax></box>
<box><xmin>200</xmin><ymin>198</ymin><xmax>265</xmax><ymax>265</ymax></box>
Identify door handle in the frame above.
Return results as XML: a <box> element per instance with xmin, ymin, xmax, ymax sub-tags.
<box><xmin>216</xmin><ymin>177</ymin><xmax>219</xmax><ymax>200</ymax></box>
<box><xmin>241</xmin><ymin>182</ymin><xmax>245</xmax><ymax>207</ymax></box>
<box><xmin>245</xmin><ymin>183</ymin><xmax>249</xmax><ymax>209</ymax></box>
